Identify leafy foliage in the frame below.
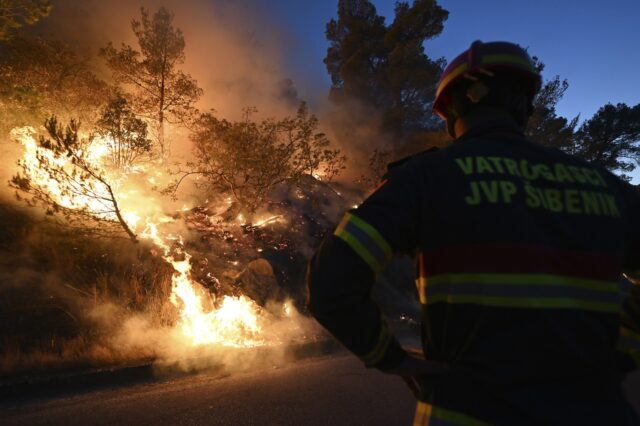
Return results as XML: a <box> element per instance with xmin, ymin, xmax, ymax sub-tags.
<box><xmin>325</xmin><ymin>0</ymin><xmax>448</xmax><ymax>140</ymax></box>
<box><xmin>10</xmin><ymin>117</ymin><xmax>137</xmax><ymax>241</ymax></box>
<box><xmin>525</xmin><ymin>59</ymin><xmax>640</xmax><ymax>178</ymax></box>
<box><xmin>96</xmin><ymin>94</ymin><xmax>153</xmax><ymax>170</ymax></box>
<box><xmin>100</xmin><ymin>7</ymin><xmax>203</xmax><ymax>157</ymax></box>
<box><xmin>574</xmin><ymin>103</ymin><xmax>640</xmax><ymax>178</ymax></box>
<box><xmin>357</xmin><ymin>148</ymin><xmax>391</xmax><ymax>189</ymax></box>
<box><xmin>0</xmin><ymin>0</ymin><xmax>51</xmax><ymax>40</ymax></box>
<box><xmin>0</xmin><ymin>36</ymin><xmax>109</xmax><ymax>136</ymax></box>
<box><xmin>526</xmin><ymin>58</ymin><xmax>578</xmax><ymax>152</ymax></box>
<box><xmin>173</xmin><ymin>103</ymin><xmax>345</xmax><ymax>214</ymax></box>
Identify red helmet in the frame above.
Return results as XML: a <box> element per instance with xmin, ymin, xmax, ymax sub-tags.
<box><xmin>432</xmin><ymin>40</ymin><xmax>541</xmax><ymax>120</ymax></box>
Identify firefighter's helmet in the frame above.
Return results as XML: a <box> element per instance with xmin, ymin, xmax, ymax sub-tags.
<box><xmin>432</xmin><ymin>40</ymin><xmax>541</xmax><ymax>120</ymax></box>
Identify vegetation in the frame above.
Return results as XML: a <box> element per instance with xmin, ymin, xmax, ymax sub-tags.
<box><xmin>10</xmin><ymin>117</ymin><xmax>138</xmax><ymax>241</ymax></box>
<box><xmin>325</xmin><ymin>0</ymin><xmax>448</xmax><ymax>141</ymax></box>
<box><xmin>527</xmin><ymin>59</ymin><xmax>640</xmax><ymax>179</ymax></box>
<box><xmin>325</xmin><ymin>1</ymin><xmax>640</xmax><ymax>179</ymax></box>
<box><xmin>172</xmin><ymin>103</ymin><xmax>345</xmax><ymax>214</ymax></box>
<box><xmin>0</xmin><ymin>0</ymin><xmax>51</xmax><ymax>40</ymax></box>
<box><xmin>100</xmin><ymin>7</ymin><xmax>203</xmax><ymax>158</ymax></box>
<box><xmin>96</xmin><ymin>93</ymin><xmax>153</xmax><ymax>170</ymax></box>
<box><xmin>0</xmin><ymin>36</ymin><xmax>110</xmax><ymax>136</ymax></box>
<box><xmin>0</xmin><ymin>204</ymin><xmax>173</xmax><ymax>377</ymax></box>
<box><xmin>0</xmin><ymin>0</ymin><xmax>638</xmax><ymax>377</ymax></box>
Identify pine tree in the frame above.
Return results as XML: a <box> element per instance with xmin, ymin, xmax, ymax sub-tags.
<box><xmin>575</xmin><ymin>103</ymin><xmax>640</xmax><ymax>179</ymax></box>
<box><xmin>325</xmin><ymin>0</ymin><xmax>448</xmax><ymax>142</ymax></box>
<box><xmin>100</xmin><ymin>7</ymin><xmax>202</xmax><ymax>159</ymax></box>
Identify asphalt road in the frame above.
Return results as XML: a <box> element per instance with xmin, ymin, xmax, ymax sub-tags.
<box><xmin>3</xmin><ymin>352</ymin><xmax>640</xmax><ymax>426</ymax></box>
<box><xmin>0</xmin><ymin>352</ymin><xmax>416</xmax><ymax>426</ymax></box>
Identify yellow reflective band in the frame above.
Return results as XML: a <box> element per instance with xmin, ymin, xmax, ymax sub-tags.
<box><xmin>436</xmin><ymin>62</ymin><xmax>469</xmax><ymax>97</ymax></box>
<box><xmin>482</xmin><ymin>53</ymin><xmax>536</xmax><ymax>72</ymax></box>
<box><xmin>426</xmin><ymin>293</ymin><xmax>619</xmax><ymax>313</ymax></box>
<box><xmin>413</xmin><ymin>402</ymin><xmax>429</xmax><ymax>426</ymax></box>
<box><xmin>335</xmin><ymin>227</ymin><xmax>381</xmax><ymax>272</ymax></box>
<box><xmin>414</xmin><ymin>402</ymin><xmax>490</xmax><ymax>426</ymax></box>
<box><xmin>416</xmin><ymin>277</ymin><xmax>428</xmax><ymax>304</ymax></box>
<box><xmin>333</xmin><ymin>213</ymin><xmax>392</xmax><ymax>273</ymax></box>
<box><xmin>360</xmin><ymin>321</ymin><xmax>392</xmax><ymax>366</ymax></box>
<box><xmin>620</xmin><ymin>326</ymin><xmax>640</xmax><ymax>341</ymax></box>
<box><xmin>345</xmin><ymin>213</ymin><xmax>392</xmax><ymax>259</ymax></box>
<box><xmin>428</xmin><ymin>273</ymin><xmax>617</xmax><ymax>293</ymax></box>
<box><xmin>619</xmin><ymin>325</ymin><xmax>640</xmax><ymax>350</ymax></box>
<box><xmin>619</xmin><ymin>326</ymin><xmax>640</xmax><ymax>367</ymax></box>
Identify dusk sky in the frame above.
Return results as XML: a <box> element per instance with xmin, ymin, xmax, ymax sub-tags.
<box><xmin>255</xmin><ymin>0</ymin><xmax>639</xmax><ymax>180</ymax></box>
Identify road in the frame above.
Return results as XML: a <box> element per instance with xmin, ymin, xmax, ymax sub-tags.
<box><xmin>3</xmin><ymin>352</ymin><xmax>640</xmax><ymax>426</ymax></box>
<box><xmin>0</xmin><ymin>352</ymin><xmax>416</xmax><ymax>426</ymax></box>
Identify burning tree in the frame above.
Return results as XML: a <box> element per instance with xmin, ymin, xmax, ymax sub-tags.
<box><xmin>96</xmin><ymin>93</ymin><xmax>153</xmax><ymax>170</ymax></box>
<box><xmin>171</xmin><ymin>103</ymin><xmax>345</xmax><ymax>215</ymax></box>
<box><xmin>10</xmin><ymin>117</ymin><xmax>138</xmax><ymax>241</ymax></box>
<box><xmin>100</xmin><ymin>7</ymin><xmax>203</xmax><ymax>158</ymax></box>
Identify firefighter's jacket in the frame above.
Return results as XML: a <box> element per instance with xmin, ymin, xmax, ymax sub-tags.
<box><xmin>307</xmin><ymin>122</ymin><xmax>640</xmax><ymax>425</ymax></box>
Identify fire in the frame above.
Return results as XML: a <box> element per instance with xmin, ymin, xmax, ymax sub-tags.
<box><xmin>142</xmin><ymin>221</ymin><xmax>265</xmax><ymax>348</ymax></box>
<box><xmin>13</xmin><ymin>127</ymin><xmax>117</xmax><ymax>220</ymax></box>
<box><xmin>252</xmin><ymin>215</ymin><xmax>284</xmax><ymax>227</ymax></box>
<box><xmin>14</xmin><ymin>126</ymin><xmax>269</xmax><ymax>350</ymax></box>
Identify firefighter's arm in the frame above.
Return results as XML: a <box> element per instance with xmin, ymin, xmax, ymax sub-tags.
<box><xmin>618</xmin><ymin>281</ymin><xmax>640</xmax><ymax>373</ymax></box>
<box><xmin>307</xmin><ymin>235</ymin><xmax>407</xmax><ymax>370</ymax></box>
<box><xmin>617</xmin><ymin>184</ymin><xmax>640</xmax><ymax>373</ymax></box>
<box><xmin>307</xmin><ymin>165</ymin><xmax>421</xmax><ymax>370</ymax></box>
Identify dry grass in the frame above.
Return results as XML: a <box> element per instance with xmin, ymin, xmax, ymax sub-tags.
<box><xmin>0</xmin><ymin>202</ymin><xmax>175</xmax><ymax>378</ymax></box>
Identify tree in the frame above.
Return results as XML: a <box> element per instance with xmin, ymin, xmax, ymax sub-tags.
<box><xmin>0</xmin><ymin>0</ymin><xmax>51</xmax><ymax>40</ymax></box>
<box><xmin>171</xmin><ymin>103</ymin><xmax>345</xmax><ymax>215</ymax></box>
<box><xmin>100</xmin><ymin>7</ymin><xmax>203</xmax><ymax>158</ymax></box>
<box><xmin>574</xmin><ymin>103</ymin><xmax>640</xmax><ymax>179</ymax></box>
<box><xmin>526</xmin><ymin>58</ymin><xmax>578</xmax><ymax>152</ymax></box>
<box><xmin>325</xmin><ymin>0</ymin><xmax>448</xmax><ymax>141</ymax></box>
<box><xmin>10</xmin><ymin>117</ymin><xmax>137</xmax><ymax>241</ymax></box>
<box><xmin>96</xmin><ymin>93</ymin><xmax>153</xmax><ymax>170</ymax></box>
<box><xmin>525</xmin><ymin>59</ymin><xmax>640</xmax><ymax>178</ymax></box>
<box><xmin>0</xmin><ymin>36</ymin><xmax>109</xmax><ymax>136</ymax></box>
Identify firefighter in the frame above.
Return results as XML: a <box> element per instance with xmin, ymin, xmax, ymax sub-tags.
<box><xmin>307</xmin><ymin>40</ymin><xmax>640</xmax><ymax>425</ymax></box>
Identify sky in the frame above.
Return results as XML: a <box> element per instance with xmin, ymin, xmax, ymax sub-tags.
<box><xmin>252</xmin><ymin>0</ymin><xmax>640</xmax><ymax>181</ymax></box>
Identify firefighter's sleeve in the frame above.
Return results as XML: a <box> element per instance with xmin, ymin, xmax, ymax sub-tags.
<box><xmin>618</xmin><ymin>283</ymin><xmax>640</xmax><ymax>373</ymax></box>
<box><xmin>307</xmin><ymin>167</ymin><xmax>419</xmax><ymax>370</ymax></box>
<box><xmin>618</xmin><ymin>185</ymin><xmax>640</xmax><ymax>372</ymax></box>
<box><xmin>623</xmin><ymin>184</ymin><xmax>640</xmax><ymax>280</ymax></box>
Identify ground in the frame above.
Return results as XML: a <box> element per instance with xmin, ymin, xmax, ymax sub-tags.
<box><xmin>0</xmin><ymin>352</ymin><xmax>415</xmax><ymax>426</ymax></box>
<box><xmin>2</xmin><ymin>351</ymin><xmax>640</xmax><ymax>425</ymax></box>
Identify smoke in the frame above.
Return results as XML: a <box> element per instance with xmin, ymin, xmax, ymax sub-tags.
<box><xmin>29</xmin><ymin>0</ymin><xmax>403</xmax><ymax>182</ymax></box>
<box><xmin>0</xmin><ymin>0</ymin><xmax>425</xmax><ymax>377</ymax></box>
<box><xmin>100</xmin><ymin>298</ymin><xmax>323</xmax><ymax>374</ymax></box>
<box><xmin>33</xmin><ymin>0</ymin><xmax>301</xmax><ymax>118</ymax></box>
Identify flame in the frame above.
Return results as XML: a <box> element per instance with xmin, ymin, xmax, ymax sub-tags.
<box><xmin>13</xmin><ymin>127</ymin><xmax>119</xmax><ymax>220</ymax></box>
<box><xmin>141</xmin><ymin>221</ymin><xmax>265</xmax><ymax>348</ymax></box>
<box><xmin>252</xmin><ymin>215</ymin><xmax>283</xmax><ymax>227</ymax></box>
<box><xmin>14</xmin><ymin>127</ymin><xmax>268</xmax><ymax>350</ymax></box>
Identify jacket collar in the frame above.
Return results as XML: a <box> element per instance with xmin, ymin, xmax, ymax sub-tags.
<box><xmin>455</xmin><ymin>113</ymin><xmax>526</xmax><ymax>142</ymax></box>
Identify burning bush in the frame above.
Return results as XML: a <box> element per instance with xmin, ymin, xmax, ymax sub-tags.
<box><xmin>96</xmin><ymin>93</ymin><xmax>154</xmax><ymax>170</ymax></box>
<box><xmin>10</xmin><ymin>117</ymin><xmax>138</xmax><ymax>241</ymax></box>
<box><xmin>172</xmin><ymin>103</ymin><xmax>345</xmax><ymax>216</ymax></box>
